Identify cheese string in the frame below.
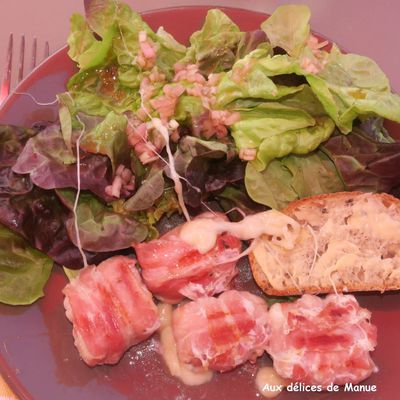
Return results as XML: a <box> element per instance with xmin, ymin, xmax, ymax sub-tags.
<box><xmin>11</xmin><ymin>91</ymin><xmax>58</xmax><ymax>106</ymax></box>
<box><xmin>152</xmin><ymin>118</ymin><xmax>191</xmax><ymax>221</ymax></box>
<box><xmin>306</xmin><ymin>225</ymin><xmax>319</xmax><ymax>278</ymax></box>
<box><xmin>221</xmin><ymin>238</ymin><xmax>258</xmax><ymax>264</ymax></box>
<box><xmin>73</xmin><ymin>115</ymin><xmax>88</xmax><ymax>268</ymax></box>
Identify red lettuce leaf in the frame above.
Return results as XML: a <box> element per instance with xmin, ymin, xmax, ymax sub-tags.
<box><xmin>322</xmin><ymin>126</ymin><xmax>400</xmax><ymax>193</ymax></box>
<box><xmin>12</xmin><ymin>124</ymin><xmax>114</xmax><ymax>201</ymax></box>
<box><xmin>172</xmin><ymin>136</ymin><xmax>243</xmax><ymax>208</ymax></box>
<box><xmin>0</xmin><ymin>125</ymin><xmax>37</xmax><ymax>196</ymax></box>
<box><xmin>0</xmin><ymin>187</ymin><xmax>112</xmax><ymax>268</ymax></box>
<box><xmin>0</xmin><ymin>124</ymin><xmax>115</xmax><ymax>268</ymax></box>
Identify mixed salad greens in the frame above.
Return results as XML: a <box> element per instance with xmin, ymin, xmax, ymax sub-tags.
<box><xmin>1</xmin><ymin>1</ymin><xmax>400</xmax><ymax>305</ymax></box>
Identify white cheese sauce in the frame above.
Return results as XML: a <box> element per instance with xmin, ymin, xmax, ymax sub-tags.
<box><xmin>255</xmin><ymin>366</ymin><xmax>287</xmax><ymax>398</ymax></box>
<box><xmin>158</xmin><ymin>303</ymin><xmax>213</xmax><ymax>386</ymax></box>
<box><xmin>179</xmin><ymin>210</ymin><xmax>300</xmax><ymax>254</ymax></box>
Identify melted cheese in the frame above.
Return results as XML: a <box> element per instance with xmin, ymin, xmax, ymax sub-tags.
<box><xmin>253</xmin><ymin>194</ymin><xmax>400</xmax><ymax>292</ymax></box>
<box><xmin>179</xmin><ymin>210</ymin><xmax>300</xmax><ymax>254</ymax></box>
<box><xmin>158</xmin><ymin>303</ymin><xmax>213</xmax><ymax>386</ymax></box>
<box><xmin>347</xmin><ymin>211</ymin><xmax>400</xmax><ymax>242</ymax></box>
<box><xmin>255</xmin><ymin>367</ymin><xmax>287</xmax><ymax>398</ymax></box>
<box><xmin>152</xmin><ymin>118</ymin><xmax>191</xmax><ymax>222</ymax></box>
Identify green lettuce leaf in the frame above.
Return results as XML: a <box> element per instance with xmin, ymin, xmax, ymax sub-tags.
<box><xmin>112</xmin><ymin>186</ymin><xmax>181</xmax><ymax>240</ymax></box>
<box><xmin>63</xmin><ymin>266</ymin><xmax>80</xmax><ymax>282</ymax></box>
<box><xmin>67</xmin><ymin>13</ymin><xmax>115</xmax><ymax>70</ymax></box>
<box><xmin>216</xmin><ymin>185</ymin><xmax>267</xmax><ymax>221</ymax></box>
<box><xmin>0</xmin><ymin>224</ymin><xmax>53</xmax><ymax>305</ymax></box>
<box><xmin>245</xmin><ymin>150</ymin><xmax>344</xmax><ymax>209</ymax></box>
<box><xmin>124</xmin><ymin>168</ymin><xmax>165</xmax><ymax>212</ymax></box>
<box><xmin>83</xmin><ymin>0</ymin><xmax>154</xmax><ymax>66</ymax></box>
<box><xmin>278</xmin><ymin>85</ymin><xmax>327</xmax><ymax>117</ymax></box>
<box><xmin>231</xmin><ymin>103</ymin><xmax>316</xmax><ymax>149</ymax></box>
<box><xmin>255</xmin><ymin>115</ymin><xmax>335</xmax><ymax>170</ymax></box>
<box><xmin>230</xmin><ymin>103</ymin><xmax>335</xmax><ymax>170</ymax></box>
<box><xmin>261</xmin><ymin>4</ymin><xmax>311</xmax><ymax>57</ymax></box>
<box><xmin>183</xmin><ymin>9</ymin><xmax>244</xmax><ymax>75</ymax></box>
<box><xmin>306</xmin><ymin>45</ymin><xmax>400</xmax><ymax>133</ymax></box>
<box><xmin>156</xmin><ymin>27</ymin><xmax>187</xmax><ymax>78</ymax></box>
<box><xmin>174</xmin><ymin>95</ymin><xmax>204</xmax><ymax>123</ymax></box>
<box><xmin>84</xmin><ymin>0</ymin><xmax>117</xmax><ymax>36</ymax></box>
<box><xmin>67</xmin><ymin>13</ymin><xmax>97</xmax><ymax>64</ymax></box>
<box><xmin>216</xmin><ymin>48</ymin><xmax>307</xmax><ymax>107</ymax></box>
<box><xmin>57</xmin><ymin>189</ymin><xmax>148</xmax><ymax>252</ymax></box>
<box><xmin>80</xmin><ymin>111</ymin><xmax>129</xmax><ymax>170</ymax></box>
<box><xmin>67</xmin><ymin>0</ymin><xmax>179</xmax><ymax>117</ymax></box>
<box><xmin>67</xmin><ymin>64</ymin><xmax>142</xmax><ymax>116</ymax></box>
<box><xmin>245</xmin><ymin>160</ymin><xmax>297</xmax><ymax>210</ymax></box>
<box><xmin>58</xmin><ymin>93</ymin><xmax>75</xmax><ymax>155</ymax></box>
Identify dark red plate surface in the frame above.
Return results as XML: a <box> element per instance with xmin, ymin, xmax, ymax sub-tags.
<box><xmin>0</xmin><ymin>6</ymin><xmax>398</xmax><ymax>400</ymax></box>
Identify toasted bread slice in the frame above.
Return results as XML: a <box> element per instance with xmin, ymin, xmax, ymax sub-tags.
<box><xmin>250</xmin><ymin>192</ymin><xmax>400</xmax><ymax>296</ymax></box>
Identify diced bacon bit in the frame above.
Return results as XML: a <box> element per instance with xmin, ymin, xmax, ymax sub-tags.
<box><xmin>150</xmin><ymin>83</ymin><xmax>186</xmax><ymax>122</ymax></box>
<box><xmin>126</xmin><ymin>116</ymin><xmax>158</xmax><ymax>165</ymax></box>
<box><xmin>300</xmin><ymin>57</ymin><xmax>326</xmax><ymax>74</ymax></box>
<box><xmin>139</xmin><ymin>77</ymin><xmax>155</xmax><ymax>105</ymax></box>
<box><xmin>136</xmin><ymin>31</ymin><xmax>157</xmax><ymax>70</ymax></box>
<box><xmin>300</xmin><ymin>34</ymin><xmax>329</xmax><ymax>75</ymax></box>
<box><xmin>173</xmin><ymin>63</ymin><xmax>220</xmax><ymax>109</ymax></box>
<box><xmin>171</xmin><ymin>63</ymin><xmax>238</xmax><ymax>139</ymax></box>
<box><xmin>63</xmin><ymin>256</ymin><xmax>160</xmax><ymax>366</ymax></box>
<box><xmin>105</xmin><ymin>164</ymin><xmax>135</xmax><ymax>199</ymax></box>
<box><xmin>127</xmin><ymin>118</ymin><xmax>147</xmax><ymax>146</ymax></box>
<box><xmin>207</xmin><ymin>73</ymin><xmax>223</xmax><ymax>87</ymax></box>
<box><xmin>239</xmin><ymin>148</ymin><xmax>257</xmax><ymax>161</ymax></box>
<box><xmin>149</xmin><ymin>67</ymin><xmax>166</xmax><ymax>83</ymax></box>
<box><xmin>173</xmin><ymin>63</ymin><xmax>207</xmax><ymax>84</ymax></box>
<box><xmin>139</xmin><ymin>68</ymin><xmax>167</xmax><ymax>110</ymax></box>
<box><xmin>172</xmin><ymin>290</ymin><xmax>270</xmax><ymax>372</ymax></box>
<box><xmin>126</xmin><ymin>116</ymin><xmax>180</xmax><ymax>165</ymax></box>
<box><xmin>137</xmin><ymin>61</ymin><xmax>237</xmax><ymax>143</ymax></box>
<box><xmin>267</xmin><ymin>294</ymin><xmax>378</xmax><ymax>388</ymax></box>
<box><xmin>307</xmin><ymin>34</ymin><xmax>329</xmax><ymax>51</ymax></box>
<box><xmin>199</xmin><ymin>110</ymin><xmax>241</xmax><ymax>139</ymax></box>
<box><xmin>211</xmin><ymin>110</ymin><xmax>240</xmax><ymax>126</ymax></box>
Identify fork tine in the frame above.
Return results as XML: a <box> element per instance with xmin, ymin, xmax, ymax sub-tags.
<box><xmin>44</xmin><ymin>41</ymin><xmax>50</xmax><ymax>59</ymax></box>
<box><xmin>0</xmin><ymin>33</ymin><xmax>13</xmax><ymax>103</ymax></box>
<box><xmin>18</xmin><ymin>35</ymin><xmax>25</xmax><ymax>83</ymax></box>
<box><xmin>31</xmin><ymin>37</ymin><xmax>37</xmax><ymax>70</ymax></box>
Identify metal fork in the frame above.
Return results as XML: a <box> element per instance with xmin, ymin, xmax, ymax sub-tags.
<box><xmin>0</xmin><ymin>34</ymin><xmax>50</xmax><ymax>104</ymax></box>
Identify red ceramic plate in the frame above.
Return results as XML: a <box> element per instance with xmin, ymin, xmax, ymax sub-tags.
<box><xmin>0</xmin><ymin>6</ymin><xmax>399</xmax><ymax>400</ymax></box>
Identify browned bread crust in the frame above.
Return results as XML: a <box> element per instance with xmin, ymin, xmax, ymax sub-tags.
<box><xmin>250</xmin><ymin>192</ymin><xmax>400</xmax><ymax>296</ymax></box>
